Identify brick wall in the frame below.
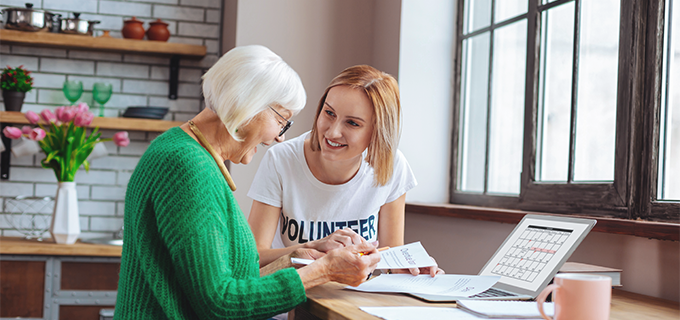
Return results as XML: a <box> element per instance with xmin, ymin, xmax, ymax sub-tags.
<box><xmin>0</xmin><ymin>0</ymin><xmax>222</xmax><ymax>239</ymax></box>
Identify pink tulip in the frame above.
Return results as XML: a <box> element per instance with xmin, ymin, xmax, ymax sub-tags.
<box><xmin>29</xmin><ymin>128</ymin><xmax>46</xmax><ymax>141</ymax></box>
<box><xmin>21</xmin><ymin>126</ymin><xmax>33</xmax><ymax>134</ymax></box>
<box><xmin>25</xmin><ymin>111</ymin><xmax>40</xmax><ymax>124</ymax></box>
<box><xmin>74</xmin><ymin>111</ymin><xmax>95</xmax><ymax>127</ymax></box>
<box><xmin>75</xmin><ymin>102</ymin><xmax>89</xmax><ymax>114</ymax></box>
<box><xmin>56</xmin><ymin>106</ymin><xmax>77</xmax><ymax>123</ymax></box>
<box><xmin>2</xmin><ymin>126</ymin><xmax>23</xmax><ymax>139</ymax></box>
<box><xmin>113</xmin><ymin>131</ymin><xmax>130</xmax><ymax>147</ymax></box>
<box><xmin>40</xmin><ymin>109</ymin><xmax>57</xmax><ymax>123</ymax></box>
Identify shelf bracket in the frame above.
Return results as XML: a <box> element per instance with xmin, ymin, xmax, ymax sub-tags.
<box><xmin>1</xmin><ymin>122</ymin><xmax>12</xmax><ymax>180</ymax></box>
<box><xmin>169</xmin><ymin>55</ymin><xmax>180</xmax><ymax>100</ymax></box>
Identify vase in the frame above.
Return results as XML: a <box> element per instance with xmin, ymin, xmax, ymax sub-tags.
<box><xmin>146</xmin><ymin>19</ymin><xmax>170</xmax><ymax>41</ymax></box>
<box><xmin>50</xmin><ymin>182</ymin><xmax>80</xmax><ymax>244</ymax></box>
<box><xmin>2</xmin><ymin>91</ymin><xmax>26</xmax><ymax>112</ymax></box>
<box><xmin>122</xmin><ymin>17</ymin><xmax>145</xmax><ymax>40</ymax></box>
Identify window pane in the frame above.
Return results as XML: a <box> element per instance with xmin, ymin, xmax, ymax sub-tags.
<box><xmin>495</xmin><ymin>0</ymin><xmax>528</xmax><ymax>23</ymax></box>
<box><xmin>465</xmin><ymin>0</ymin><xmax>492</xmax><ymax>34</ymax></box>
<box><xmin>537</xmin><ymin>2</ymin><xmax>575</xmax><ymax>181</ymax></box>
<box><xmin>659</xmin><ymin>0</ymin><xmax>680</xmax><ymax>200</ymax></box>
<box><xmin>459</xmin><ymin>33</ymin><xmax>491</xmax><ymax>193</ymax></box>
<box><xmin>488</xmin><ymin>20</ymin><xmax>527</xmax><ymax>195</ymax></box>
<box><xmin>573</xmin><ymin>0</ymin><xmax>620</xmax><ymax>181</ymax></box>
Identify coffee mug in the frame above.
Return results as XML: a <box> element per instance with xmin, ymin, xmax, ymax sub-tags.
<box><xmin>537</xmin><ymin>273</ymin><xmax>611</xmax><ymax>320</ymax></box>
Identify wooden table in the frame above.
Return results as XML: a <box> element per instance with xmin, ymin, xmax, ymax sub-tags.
<box><xmin>295</xmin><ymin>282</ymin><xmax>680</xmax><ymax>320</ymax></box>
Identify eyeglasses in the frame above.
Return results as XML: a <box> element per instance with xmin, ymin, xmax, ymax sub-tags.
<box><xmin>269</xmin><ymin>106</ymin><xmax>293</xmax><ymax>137</ymax></box>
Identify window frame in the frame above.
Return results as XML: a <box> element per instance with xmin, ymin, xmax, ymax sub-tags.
<box><xmin>450</xmin><ymin>0</ymin><xmax>679</xmax><ymax>222</ymax></box>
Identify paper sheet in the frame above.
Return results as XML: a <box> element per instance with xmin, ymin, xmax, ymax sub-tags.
<box><xmin>376</xmin><ymin>242</ymin><xmax>436</xmax><ymax>269</ymax></box>
<box><xmin>359</xmin><ymin>307</ymin><xmax>537</xmax><ymax>320</ymax></box>
<box><xmin>289</xmin><ymin>241</ymin><xmax>436</xmax><ymax>269</ymax></box>
<box><xmin>291</xmin><ymin>257</ymin><xmax>314</xmax><ymax>265</ymax></box>
<box><xmin>347</xmin><ymin>274</ymin><xmax>500</xmax><ymax>297</ymax></box>
<box><xmin>457</xmin><ymin>300</ymin><xmax>555</xmax><ymax>319</ymax></box>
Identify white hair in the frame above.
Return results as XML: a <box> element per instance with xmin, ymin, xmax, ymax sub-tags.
<box><xmin>202</xmin><ymin>45</ymin><xmax>306</xmax><ymax>141</ymax></box>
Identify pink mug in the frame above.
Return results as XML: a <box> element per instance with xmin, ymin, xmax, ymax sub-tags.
<box><xmin>537</xmin><ymin>273</ymin><xmax>612</xmax><ymax>320</ymax></box>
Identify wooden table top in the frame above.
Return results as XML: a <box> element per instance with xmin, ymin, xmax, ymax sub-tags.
<box><xmin>0</xmin><ymin>237</ymin><xmax>122</xmax><ymax>257</ymax></box>
<box><xmin>298</xmin><ymin>282</ymin><xmax>680</xmax><ymax>320</ymax></box>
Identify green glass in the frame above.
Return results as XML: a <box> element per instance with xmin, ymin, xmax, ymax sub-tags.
<box><xmin>62</xmin><ymin>80</ymin><xmax>83</xmax><ymax>105</ymax></box>
<box><xmin>92</xmin><ymin>83</ymin><xmax>113</xmax><ymax>117</ymax></box>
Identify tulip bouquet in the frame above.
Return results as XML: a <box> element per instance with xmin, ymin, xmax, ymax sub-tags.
<box><xmin>2</xmin><ymin>103</ymin><xmax>130</xmax><ymax>182</ymax></box>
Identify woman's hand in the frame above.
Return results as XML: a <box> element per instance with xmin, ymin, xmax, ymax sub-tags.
<box><xmin>305</xmin><ymin>228</ymin><xmax>366</xmax><ymax>253</ymax></box>
<box><xmin>290</xmin><ymin>247</ymin><xmax>325</xmax><ymax>261</ymax></box>
<box><xmin>320</xmin><ymin>242</ymin><xmax>381</xmax><ymax>287</ymax></box>
<box><xmin>389</xmin><ymin>256</ymin><xmax>445</xmax><ymax>277</ymax></box>
<box><xmin>297</xmin><ymin>241</ymin><xmax>381</xmax><ymax>289</ymax></box>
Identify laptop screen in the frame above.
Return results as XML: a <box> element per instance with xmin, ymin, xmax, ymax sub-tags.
<box><xmin>478</xmin><ymin>214</ymin><xmax>596</xmax><ymax>297</ymax></box>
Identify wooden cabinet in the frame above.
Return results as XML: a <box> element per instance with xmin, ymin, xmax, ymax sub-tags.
<box><xmin>0</xmin><ymin>238</ymin><xmax>121</xmax><ymax>320</ymax></box>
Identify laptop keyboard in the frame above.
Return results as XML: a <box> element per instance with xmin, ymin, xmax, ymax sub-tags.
<box><xmin>469</xmin><ymin>287</ymin><xmax>519</xmax><ymax>298</ymax></box>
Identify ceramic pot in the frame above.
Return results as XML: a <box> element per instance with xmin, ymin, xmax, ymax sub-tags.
<box><xmin>50</xmin><ymin>182</ymin><xmax>80</xmax><ymax>244</ymax></box>
<box><xmin>146</xmin><ymin>19</ymin><xmax>170</xmax><ymax>41</ymax></box>
<box><xmin>122</xmin><ymin>16</ymin><xmax>145</xmax><ymax>40</ymax></box>
<box><xmin>2</xmin><ymin>91</ymin><xmax>26</xmax><ymax>112</ymax></box>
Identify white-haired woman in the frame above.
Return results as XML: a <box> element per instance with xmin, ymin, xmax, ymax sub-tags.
<box><xmin>114</xmin><ymin>45</ymin><xmax>380</xmax><ymax>320</ymax></box>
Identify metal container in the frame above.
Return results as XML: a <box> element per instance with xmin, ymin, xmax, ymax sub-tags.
<box><xmin>60</xmin><ymin>12</ymin><xmax>99</xmax><ymax>36</ymax></box>
<box><xmin>1</xmin><ymin>3</ymin><xmax>56</xmax><ymax>32</ymax></box>
<box><xmin>50</xmin><ymin>13</ymin><xmax>61</xmax><ymax>33</ymax></box>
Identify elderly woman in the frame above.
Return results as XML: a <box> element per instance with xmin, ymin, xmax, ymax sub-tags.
<box><xmin>114</xmin><ymin>45</ymin><xmax>380</xmax><ymax>320</ymax></box>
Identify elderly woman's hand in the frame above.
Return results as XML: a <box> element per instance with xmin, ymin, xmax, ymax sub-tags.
<box><xmin>297</xmin><ymin>242</ymin><xmax>381</xmax><ymax>289</ymax></box>
<box><xmin>305</xmin><ymin>228</ymin><xmax>367</xmax><ymax>253</ymax></box>
<box><xmin>290</xmin><ymin>247</ymin><xmax>325</xmax><ymax>261</ymax></box>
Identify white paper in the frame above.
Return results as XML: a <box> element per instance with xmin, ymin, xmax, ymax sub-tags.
<box><xmin>289</xmin><ymin>241</ymin><xmax>436</xmax><ymax>269</ymax></box>
<box><xmin>360</xmin><ymin>307</ymin><xmax>535</xmax><ymax>320</ymax></box>
<box><xmin>291</xmin><ymin>258</ymin><xmax>314</xmax><ymax>265</ymax></box>
<box><xmin>457</xmin><ymin>300</ymin><xmax>555</xmax><ymax>319</ymax></box>
<box><xmin>347</xmin><ymin>274</ymin><xmax>500</xmax><ymax>297</ymax></box>
<box><xmin>376</xmin><ymin>242</ymin><xmax>436</xmax><ymax>269</ymax></box>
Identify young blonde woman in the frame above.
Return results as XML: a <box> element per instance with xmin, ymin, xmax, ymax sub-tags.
<box><xmin>248</xmin><ymin>65</ymin><xmax>443</xmax><ymax>277</ymax></box>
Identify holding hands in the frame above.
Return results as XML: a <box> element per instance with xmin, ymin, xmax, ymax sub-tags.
<box><xmin>304</xmin><ymin>228</ymin><xmax>367</xmax><ymax>253</ymax></box>
<box><xmin>296</xmin><ymin>241</ymin><xmax>381</xmax><ymax>288</ymax></box>
<box><xmin>302</xmin><ymin>228</ymin><xmax>445</xmax><ymax>278</ymax></box>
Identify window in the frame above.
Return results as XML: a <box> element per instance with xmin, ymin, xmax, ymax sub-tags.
<box><xmin>452</xmin><ymin>0</ymin><xmax>679</xmax><ymax>222</ymax></box>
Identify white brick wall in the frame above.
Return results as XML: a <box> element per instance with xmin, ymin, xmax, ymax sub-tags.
<box><xmin>1</xmin><ymin>0</ymin><xmax>221</xmax><ymax>236</ymax></box>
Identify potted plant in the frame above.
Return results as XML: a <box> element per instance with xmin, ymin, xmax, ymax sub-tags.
<box><xmin>2</xmin><ymin>103</ymin><xmax>130</xmax><ymax>244</ymax></box>
<box><xmin>1</xmin><ymin>65</ymin><xmax>34</xmax><ymax>112</ymax></box>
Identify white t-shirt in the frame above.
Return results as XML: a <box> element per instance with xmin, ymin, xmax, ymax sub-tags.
<box><xmin>247</xmin><ymin>132</ymin><xmax>417</xmax><ymax>249</ymax></box>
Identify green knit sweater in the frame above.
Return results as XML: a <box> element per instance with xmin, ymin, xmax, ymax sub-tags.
<box><xmin>114</xmin><ymin>127</ymin><xmax>306</xmax><ymax>320</ymax></box>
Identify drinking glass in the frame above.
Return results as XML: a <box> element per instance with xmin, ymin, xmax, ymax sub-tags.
<box><xmin>62</xmin><ymin>80</ymin><xmax>83</xmax><ymax>105</ymax></box>
<box><xmin>92</xmin><ymin>83</ymin><xmax>113</xmax><ymax>117</ymax></box>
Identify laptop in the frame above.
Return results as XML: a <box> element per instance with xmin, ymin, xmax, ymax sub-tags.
<box><xmin>410</xmin><ymin>214</ymin><xmax>596</xmax><ymax>302</ymax></box>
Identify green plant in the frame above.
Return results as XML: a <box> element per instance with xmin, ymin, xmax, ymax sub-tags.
<box><xmin>1</xmin><ymin>65</ymin><xmax>34</xmax><ymax>93</ymax></box>
<box><xmin>2</xmin><ymin>104</ymin><xmax>130</xmax><ymax>182</ymax></box>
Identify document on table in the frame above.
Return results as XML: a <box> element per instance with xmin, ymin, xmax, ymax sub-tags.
<box><xmin>290</xmin><ymin>241</ymin><xmax>436</xmax><ymax>269</ymax></box>
<box><xmin>376</xmin><ymin>242</ymin><xmax>436</xmax><ymax>269</ymax></box>
<box><xmin>347</xmin><ymin>274</ymin><xmax>500</xmax><ymax>297</ymax></box>
<box><xmin>359</xmin><ymin>307</ymin><xmax>539</xmax><ymax>320</ymax></box>
<box><xmin>457</xmin><ymin>300</ymin><xmax>555</xmax><ymax>319</ymax></box>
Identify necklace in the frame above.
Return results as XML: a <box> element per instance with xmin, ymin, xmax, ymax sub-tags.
<box><xmin>188</xmin><ymin>120</ymin><xmax>237</xmax><ymax>191</ymax></box>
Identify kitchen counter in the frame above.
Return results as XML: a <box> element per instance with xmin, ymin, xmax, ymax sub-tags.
<box><xmin>0</xmin><ymin>236</ymin><xmax>122</xmax><ymax>257</ymax></box>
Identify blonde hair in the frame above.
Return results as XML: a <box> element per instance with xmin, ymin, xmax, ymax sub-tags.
<box><xmin>310</xmin><ymin>65</ymin><xmax>401</xmax><ymax>186</ymax></box>
<box><xmin>202</xmin><ymin>45</ymin><xmax>306</xmax><ymax>141</ymax></box>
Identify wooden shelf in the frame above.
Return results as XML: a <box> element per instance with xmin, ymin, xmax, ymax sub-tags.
<box><xmin>0</xmin><ymin>29</ymin><xmax>206</xmax><ymax>58</ymax></box>
<box><xmin>0</xmin><ymin>237</ymin><xmax>122</xmax><ymax>257</ymax></box>
<box><xmin>0</xmin><ymin>111</ymin><xmax>182</xmax><ymax>132</ymax></box>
